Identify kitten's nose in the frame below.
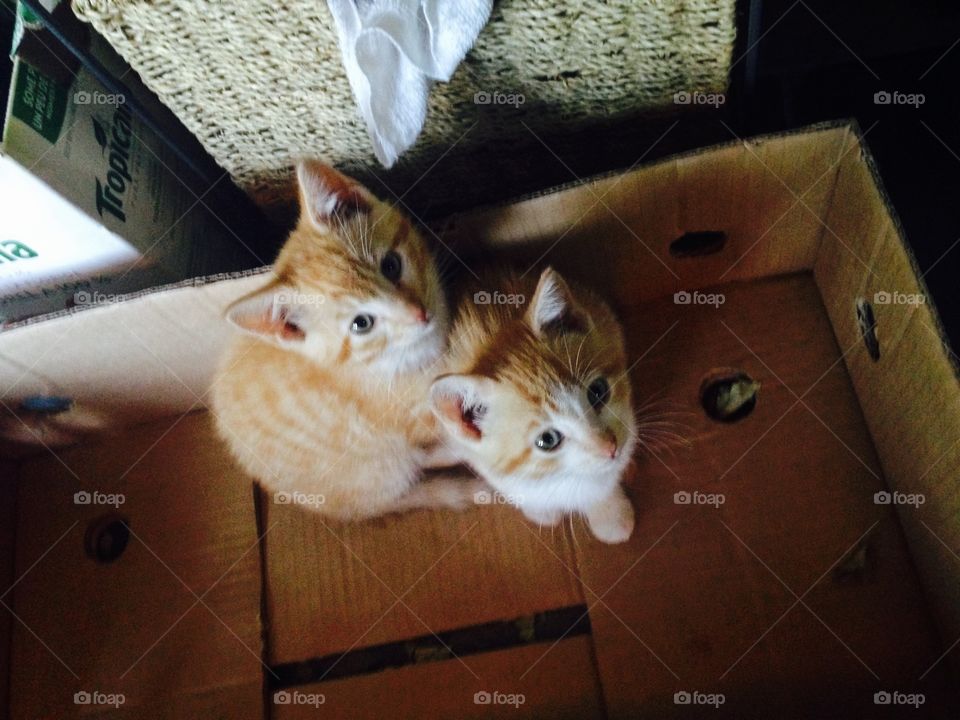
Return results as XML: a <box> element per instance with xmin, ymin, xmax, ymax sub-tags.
<box><xmin>598</xmin><ymin>431</ymin><xmax>618</xmax><ymax>459</ymax></box>
<box><xmin>410</xmin><ymin>304</ymin><xmax>430</xmax><ymax>325</ymax></box>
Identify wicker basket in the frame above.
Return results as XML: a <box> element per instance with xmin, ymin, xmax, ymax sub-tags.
<box><xmin>72</xmin><ymin>0</ymin><xmax>736</xmax><ymax>221</ymax></box>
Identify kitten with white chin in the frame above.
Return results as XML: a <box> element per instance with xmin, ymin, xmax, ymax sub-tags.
<box><xmin>210</xmin><ymin>161</ymin><xmax>480</xmax><ymax>520</ymax></box>
<box><xmin>430</xmin><ymin>267</ymin><xmax>638</xmax><ymax>544</ymax></box>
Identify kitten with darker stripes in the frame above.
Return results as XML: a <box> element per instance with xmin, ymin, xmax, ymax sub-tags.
<box><xmin>211</xmin><ymin>161</ymin><xmax>480</xmax><ymax>520</ymax></box>
<box><xmin>430</xmin><ymin>267</ymin><xmax>638</xmax><ymax>543</ymax></box>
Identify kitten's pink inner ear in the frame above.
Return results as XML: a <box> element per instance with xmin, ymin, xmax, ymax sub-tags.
<box><xmin>297</xmin><ymin>160</ymin><xmax>371</xmax><ymax>225</ymax></box>
<box><xmin>436</xmin><ymin>396</ymin><xmax>482</xmax><ymax>440</ymax></box>
<box><xmin>227</xmin><ymin>295</ymin><xmax>306</xmax><ymax>342</ymax></box>
<box><xmin>245</xmin><ymin>315</ymin><xmax>305</xmax><ymax>342</ymax></box>
<box><xmin>529</xmin><ymin>267</ymin><xmax>587</xmax><ymax>336</ymax></box>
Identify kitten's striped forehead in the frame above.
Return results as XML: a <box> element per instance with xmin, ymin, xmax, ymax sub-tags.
<box><xmin>276</xmin><ymin>211</ymin><xmax>420</xmax><ymax>300</ymax></box>
<box><xmin>472</xmin><ymin>325</ymin><xmax>577</xmax><ymax>409</ymax></box>
<box><xmin>472</xmin><ymin>313</ymin><xmax>625</xmax><ymax>411</ymax></box>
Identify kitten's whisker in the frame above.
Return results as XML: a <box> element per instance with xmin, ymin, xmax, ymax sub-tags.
<box><xmin>573</xmin><ymin>333</ymin><xmax>588</xmax><ymax>380</ymax></box>
<box><xmin>568</xmin><ymin>513</ymin><xmax>580</xmax><ymax>551</ymax></box>
<box><xmin>635</xmin><ymin>415</ymin><xmax>690</xmax><ymax>426</ymax></box>
<box><xmin>638</xmin><ymin>434</ymin><xmax>690</xmax><ymax>450</ymax></box>
<box><xmin>633</xmin><ymin>391</ymin><xmax>684</xmax><ymax>411</ymax></box>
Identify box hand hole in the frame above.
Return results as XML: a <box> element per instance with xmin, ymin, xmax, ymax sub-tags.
<box><xmin>84</xmin><ymin>515</ymin><xmax>130</xmax><ymax>563</ymax></box>
<box><xmin>856</xmin><ymin>297</ymin><xmax>880</xmax><ymax>361</ymax></box>
<box><xmin>669</xmin><ymin>231</ymin><xmax>727</xmax><ymax>258</ymax></box>
<box><xmin>700</xmin><ymin>370</ymin><xmax>760</xmax><ymax>422</ymax></box>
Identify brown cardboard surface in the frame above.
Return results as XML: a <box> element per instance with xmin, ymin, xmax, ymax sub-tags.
<box><xmin>262</xmin><ymin>492</ymin><xmax>584</xmax><ymax>664</ymax></box>
<box><xmin>576</xmin><ymin>275</ymin><xmax>951</xmax><ymax>717</ymax></box>
<box><xmin>439</xmin><ymin>126</ymin><xmax>847</xmax><ymax>308</ymax></box>
<box><xmin>814</xmin><ymin>136</ymin><xmax>960</xmax><ymax>679</ymax></box>
<box><xmin>7</xmin><ymin>413</ymin><xmax>263</xmax><ymax>719</ymax></box>
<box><xmin>271</xmin><ymin>636</ymin><xmax>603</xmax><ymax>720</ymax></box>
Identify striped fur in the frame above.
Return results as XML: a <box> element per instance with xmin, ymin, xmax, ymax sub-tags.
<box><xmin>431</xmin><ymin>267</ymin><xmax>638</xmax><ymax>543</ymax></box>
<box><xmin>211</xmin><ymin>162</ymin><xmax>480</xmax><ymax>520</ymax></box>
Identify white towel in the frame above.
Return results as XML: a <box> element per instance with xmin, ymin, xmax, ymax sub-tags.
<box><xmin>326</xmin><ymin>0</ymin><xmax>493</xmax><ymax>168</ymax></box>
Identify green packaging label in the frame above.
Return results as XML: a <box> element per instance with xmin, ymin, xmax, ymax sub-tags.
<box><xmin>11</xmin><ymin>61</ymin><xmax>68</xmax><ymax>144</ymax></box>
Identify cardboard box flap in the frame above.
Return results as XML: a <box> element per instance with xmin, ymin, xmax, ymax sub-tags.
<box><xmin>0</xmin><ymin>268</ymin><xmax>271</xmax><ymax>452</ymax></box>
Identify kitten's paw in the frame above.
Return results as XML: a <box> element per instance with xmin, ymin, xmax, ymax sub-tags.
<box><xmin>585</xmin><ymin>491</ymin><xmax>635</xmax><ymax>544</ymax></box>
<box><xmin>521</xmin><ymin>506</ymin><xmax>563</xmax><ymax>527</ymax></box>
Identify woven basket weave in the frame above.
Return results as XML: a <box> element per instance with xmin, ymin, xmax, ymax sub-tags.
<box><xmin>72</xmin><ymin>0</ymin><xmax>736</xmax><ymax>219</ymax></box>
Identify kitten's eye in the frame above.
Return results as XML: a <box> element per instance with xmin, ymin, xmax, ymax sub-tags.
<box><xmin>380</xmin><ymin>250</ymin><xmax>402</xmax><ymax>283</ymax></box>
<box><xmin>587</xmin><ymin>377</ymin><xmax>611</xmax><ymax>410</ymax></box>
<box><xmin>535</xmin><ymin>429</ymin><xmax>564</xmax><ymax>452</ymax></box>
<box><xmin>350</xmin><ymin>314</ymin><xmax>375</xmax><ymax>334</ymax></box>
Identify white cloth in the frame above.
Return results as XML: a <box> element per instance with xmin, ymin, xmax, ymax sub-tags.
<box><xmin>326</xmin><ymin>0</ymin><xmax>492</xmax><ymax>167</ymax></box>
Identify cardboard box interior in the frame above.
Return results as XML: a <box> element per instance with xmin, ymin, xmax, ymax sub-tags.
<box><xmin>1</xmin><ymin>121</ymin><xmax>959</xmax><ymax>718</ymax></box>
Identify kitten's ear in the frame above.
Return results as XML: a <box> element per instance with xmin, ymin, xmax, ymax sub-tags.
<box><xmin>430</xmin><ymin>374</ymin><xmax>494</xmax><ymax>442</ymax></box>
<box><xmin>296</xmin><ymin>160</ymin><xmax>373</xmax><ymax>230</ymax></box>
<box><xmin>225</xmin><ymin>282</ymin><xmax>307</xmax><ymax>344</ymax></box>
<box><xmin>526</xmin><ymin>267</ymin><xmax>587</xmax><ymax>337</ymax></box>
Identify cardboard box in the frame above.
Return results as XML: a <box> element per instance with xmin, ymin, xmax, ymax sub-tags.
<box><xmin>1</xmin><ymin>121</ymin><xmax>958</xmax><ymax>718</ymax></box>
<box><xmin>1</xmin><ymin>3</ymin><xmax>264</xmax><ymax>323</ymax></box>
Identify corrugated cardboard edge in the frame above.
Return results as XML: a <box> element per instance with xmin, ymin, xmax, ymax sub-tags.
<box><xmin>1</xmin><ymin>266</ymin><xmax>273</xmax><ymax>333</ymax></box>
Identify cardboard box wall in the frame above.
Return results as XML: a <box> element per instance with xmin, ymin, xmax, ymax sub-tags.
<box><xmin>1</xmin><ymin>121</ymin><xmax>959</xmax><ymax>718</ymax></box>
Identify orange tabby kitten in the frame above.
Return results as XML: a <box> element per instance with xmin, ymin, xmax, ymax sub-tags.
<box><xmin>430</xmin><ymin>267</ymin><xmax>638</xmax><ymax>543</ymax></box>
<box><xmin>211</xmin><ymin>161</ymin><xmax>479</xmax><ymax>520</ymax></box>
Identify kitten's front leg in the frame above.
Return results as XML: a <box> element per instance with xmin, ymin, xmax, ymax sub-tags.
<box><xmin>584</xmin><ymin>487</ymin><xmax>635</xmax><ymax>544</ymax></box>
<box><xmin>417</xmin><ymin>441</ymin><xmax>465</xmax><ymax>470</ymax></box>
<box><xmin>392</xmin><ymin>473</ymin><xmax>488</xmax><ymax>513</ymax></box>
